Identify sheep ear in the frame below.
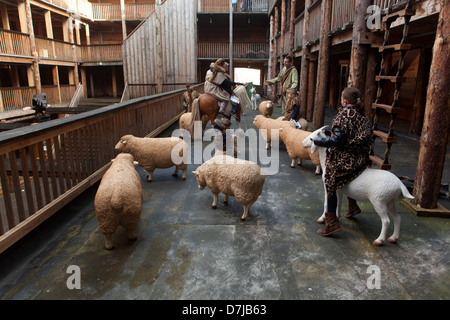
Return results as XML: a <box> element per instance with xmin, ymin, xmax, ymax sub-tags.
<box><xmin>122</xmin><ymin>140</ymin><xmax>127</xmax><ymax>145</ymax></box>
<box><xmin>111</xmin><ymin>159</ymin><xmax>115</xmax><ymax>162</ymax></box>
<box><xmin>279</xmin><ymin>128</ymin><xmax>283</xmax><ymax>131</ymax></box>
<box><xmin>192</xmin><ymin>170</ymin><xmax>199</xmax><ymax>176</ymax></box>
<box><xmin>133</xmin><ymin>161</ymin><xmax>139</xmax><ymax>166</ymax></box>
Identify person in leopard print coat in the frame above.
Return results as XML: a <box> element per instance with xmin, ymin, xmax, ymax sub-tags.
<box><xmin>313</xmin><ymin>87</ymin><xmax>373</xmax><ymax>237</ymax></box>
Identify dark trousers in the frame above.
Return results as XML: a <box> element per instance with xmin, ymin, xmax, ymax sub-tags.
<box><xmin>327</xmin><ymin>191</ymin><xmax>337</xmax><ymax>213</ymax></box>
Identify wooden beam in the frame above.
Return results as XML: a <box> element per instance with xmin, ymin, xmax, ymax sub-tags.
<box><xmin>413</xmin><ymin>0</ymin><xmax>450</xmax><ymax>209</ymax></box>
<box><xmin>299</xmin><ymin>0</ymin><xmax>311</xmax><ymax>118</ymax></box>
<box><xmin>312</xmin><ymin>0</ymin><xmax>332</xmax><ymax>130</ymax></box>
<box><xmin>289</xmin><ymin>0</ymin><xmax>296</xmax><ymax>56</ymax></box>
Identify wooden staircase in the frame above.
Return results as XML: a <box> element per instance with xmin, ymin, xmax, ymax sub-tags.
<box><xmin>369</xmin><ymin>1</ymin><xmax>415</xmax><ymax>170</ymax></box>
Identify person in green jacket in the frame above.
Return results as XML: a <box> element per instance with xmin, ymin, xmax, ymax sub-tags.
<box><xmin>265</xmin><ymin>55</ymin><xmax>299</xmax><ymax>114</ymax></box>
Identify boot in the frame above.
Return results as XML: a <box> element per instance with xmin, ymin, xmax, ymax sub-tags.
<box><xmin>317</xmin><ymin>212</ymin><xmax>342</xmax><ymax>236</ymax></box>
<box><xmin>344</xmin><ymin>197</ymin><xmax>361</xmax><ymax>218</ymax></box>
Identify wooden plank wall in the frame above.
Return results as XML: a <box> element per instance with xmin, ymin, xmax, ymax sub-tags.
<box><xmin>122</xmin><ymin>0</ymin><xmax>197</xmax><ymax>99</ymax></box>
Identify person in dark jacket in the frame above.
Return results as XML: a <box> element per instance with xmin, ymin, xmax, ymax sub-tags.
<box><xmin>313</xmin><ymin>87</ymin><xmax>373</xmax><ymax>236</ymax></box>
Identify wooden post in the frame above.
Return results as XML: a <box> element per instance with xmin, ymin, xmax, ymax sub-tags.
<box><xmin>299</xmin><ymin>0</ymin><xmax>311</xmax><ymax>117</ymax></box>
<box><xmin>280</xmin><ymin>0</ymin><xmax>286</xmax><ymax>67</ymax></box>
<box><xmin>306</xmin><ymin>55</ymin><xmax>317</xmax><ymax>120</ymax></box>
<box><xmin>289</xmin><ymin>0</ymin><xmax>296</xmax><ymax>55</ymax></box>
<box><xmin>410</xmin><ymin>48</ymin><xmax>430</xmax><ymax>135</ymax></box>
<box><xmin>68</xmin><ymin>15</ymin><xmax>79</xmax><ymax>87</ymax></box>
<box><xmin>155</xmin><ymin>0</ymin><xmax>163</xmax><ymax>93</ymax></box>
<box><xmin>269</xmin><ymin>14</ymin><xmax>274</xmax><ymax>82</ymax></box>
<box><xmin>24</xmin><ymin>0</ymin><xmax>41</xmax><ymax>93</ymax></box>
<box><xmin>52</xmin><ymin>66</ymin><xmax>61</xmax><ymax>104</ymax></box>
<box><xmin>348</xmin><ymin>0</ymin><xmax>371</xmax><ymax>94</ymax></box>
<box><xmin>229</xmin><ymin>0</ymin><xmax>233</xmax><ymax>79</ymax></box>
<box><xmin>413</xmin><ymin>1</ymin><xmax>450</xmax><ymax>209</ymax></box>
<box><xmin>364</xmin><ymin>48</ymin><xmax>377</xmax><ymax>119</ymax></box>
<box><xmin>120</xmin><ymin>0</ymin><xmax>127</xmax><ymax>40</ymax></box>
<box><xmin>312</xmin><ymin>0</ymin><xmax>332</xmax><ymax>130</ymax></box>
<box><xmin>1</xmin><ymin>4</ymin><xmax>10</xmax><ymax>29</ymax></box>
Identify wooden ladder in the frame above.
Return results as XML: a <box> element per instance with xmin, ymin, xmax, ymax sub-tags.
<box><xmin>369</xmin><ymin>1</ymin><xmax>416</xmax><ymax>170</ymax></box>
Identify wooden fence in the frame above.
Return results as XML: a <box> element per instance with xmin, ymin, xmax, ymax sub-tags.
<box><xmin>197</xmin><ymin>42</ymin><xmax>269</xmax><ymax>59</ymax></box>
<box><xmin>0</xmin><ymin>84</ymin><xmax>202</xmax><ymax>254</ymax></box>
<box><xmin>91</xmin><ymin>3</ymin><xmax>155</xmax><ymax>20</ymax></box>
<box><xmin>331</xmin><ymin>0</ymin><xmax>356</xmax><ymax>32</ymax></box>
<box><xmin>0</xmin><ymin>29</ymin><xmax>31</xmax><ymax>56</ymax></box>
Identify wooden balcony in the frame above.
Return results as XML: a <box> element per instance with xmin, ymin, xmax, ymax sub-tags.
<box><xmin>78</xmin><ymin>44</ymin><xmax>123</xmax><ymax>63</ymax></box>
<box><xmin>197</xmin><ymin>42</ymin><xmax>269</xmax><ymax>60</ymax></box>
<box><xmin>35</xmin><ymin>37</ymin><xmax>74</xmax><ymax>61</ymax></box>
<box><xmin>198</xmin><ymin>0</ymin><xmax>269</xmax><ymax>13</ymax></box>
<box><xmin>0</xmin><ymin>29</ymin><xmax>31</xmax><ymax>57</ymax></box>
<box><xmin>331</xmin><ymin>0</ymin><xmax>355</xmax><ymax>32</ymax></box>
<box><xmin>91</xmin><ymin>3</ymin><xmax>155</xmax><ymax>21</ymax></box>
<box><xmin>0</xmin><ymin>87</ymin><xmax>36</xmax><ymax>112</ymax></box>
<box><xmin>307</xmin><ymin>0</ymin><xmax>322</xmax><ymax>44</ymax></box>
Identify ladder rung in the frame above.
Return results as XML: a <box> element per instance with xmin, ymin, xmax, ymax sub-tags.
<box><xmin>379</xmin><ymin>44</ymin><xmax>412</xmax><ymax>52</ymax></box>
<box><xmin>372</xmin><ymin>103</ymin><xmax>400</xmax><ymax>113</ymax></box>
<box><xmin>376</xmin><ymin>75</ymin><xmax>406</xmax><ymax>83</ymax></box>
<box><xmin>382</xmin><ymin>8</ymin><xmax>416</xmax><ymax>23</ymax></box>
<box><xmin>370</xmin><ymin>155</ymin><xmax>392</xmax><ymax>170</ymax></box>
<box><xmin>373</xmin><ymin>130</ymin><xmax>397</xmax><ymax>143</ymax></box>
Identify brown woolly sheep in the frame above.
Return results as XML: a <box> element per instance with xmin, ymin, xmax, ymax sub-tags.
<box><xmin>115</xmin><ymin>134</ymin><xmax>188</xmax><ymax>182</ymax></box>
<box><xmin>279</xmin><ymin>126</ymin><xmax>321</xmax><ymax>175</ymax></box>
<box><xmin>94</xmin><ymin>153</ymin><xmax>143</xmax><ymax>250</ymax></box>
<box><xmin>192</xmin><ymin>155</ymin><xmax>265</xmax><ymax>221</ymax></box>
<box><xmin>258</xmin><ymin>100</ymin><xmax>274</xmax><ymax>118</ymax></box>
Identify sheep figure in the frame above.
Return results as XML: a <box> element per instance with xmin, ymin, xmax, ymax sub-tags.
<box><xmin>302</xmin><ymin>126</ymin><xmax>415</xmax><ymax>246</ymax></box>
<box><xmin>275</xmin><ymin>116</ymin><xmax>309</xmax><ymax>131</ymax></box>
<box><xmin>253</xmin><ymin>115</ymin><xmax>293</xmax><ymax>149</ymax></box>
<box><xmin>115</xmin><ymin>134</ymin><xmax>188</xmax><ymax>182</ymax></box>
<box><xmin>94</xmin><ymin>153</ymin><xmax>143</xmax><ymax>250</ymax></box>
<box><xmin>179</xmin><ymin>112</ymin><xmax>209</xmax><ymax>135</ymax></box>
<box><xmin>192</xmin><ymin>155</ymin><xmax>265</xmax><ymax>221</ymax></box>
<box><xmin>259</xmin><ymin>100</ymin><xmax>274</xmax><ymax>118</ymax></box>
<box><xmin>250</xmin><ymin>87</ymin><xmax>262</xmax><ymax>110</ymax></box>
<box><xmin>279</xmin><ymin>126</ymin><xmax>321</xmax><ymax>175</ymax></box>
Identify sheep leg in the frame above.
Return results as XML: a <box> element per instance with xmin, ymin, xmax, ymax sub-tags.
<box><xmin>146</xmin><ymin>169</ymin><xmax>154</xmax><ymax>182</ymax></box>
<box><xmin>223</xmin><ymin>194</ymin><xmax>229</xmax><ymax>205</ymax></box>
<box><xmin>212</xmin><ymin>193</ymin><xmax>219</xmax><ymax>209</ymax></box>
<box><xmin>265</xmin><ymin>141</ymin><xmax>270</xmax><ymax>150</ymax></box>
<box><xmin>317</xmin><ymin>178</ymin><xmax>327</xmax><ymax>224</ymax></box>
<box><xmin>128</xmin><ymin>229</ymin><xmax>137</xmax><ymax>241</ymax></box>
<box><xmin>181</xmin><ymin>169</ymin><xmax>187</xmax><ymax>181</ymax></box>
<box><xmin>372</xmin><ymin>203</ymin><xmax>390</xmax><ymax>246</ymax></box>
<box><xmin>314</xmin><ymin>164</ymin><xmax>321</xmax><ymax>175</ymax></box>
<box><xmin>290</xmin><ymin>158</ymin><xmax>296</xmax><ymax>168</ymax></box>
<box><xmin>387</xmin><ymin>200</ymin><xmax>401</xmax><ymax>244</ymax></box>
<box><xmin>104</xmin><ymin>234</ymin><xmax>114</xmax><ymax>250</ymax></box>
<box><xmin>172</xmin><ymin>167</ymin><xmax>179</xmax><ymax>177</ymax></box>
<box><xmin>297</xmin><ymin>159</ymin><xmax>303</xmax><ymax>166</ymax></box>
<box><xmin>241</xmin><ymin>201</ymin><xmax>255</xmax><ymax>221</ymax></box>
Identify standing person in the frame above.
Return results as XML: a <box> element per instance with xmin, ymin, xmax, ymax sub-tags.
<box><xmin>265</xmin><ymin>55</ymin><xmax>298</xmax><ymax>114</ymax></box>
<box><xmin>182</xmin><ymin>83</ymin><xmax>199</xmax><ymax>113</ymax></box>
<box><xmin>313</xmin><ymin>87</ymin><xmax>373</xmax><ymax>236</ymax></box>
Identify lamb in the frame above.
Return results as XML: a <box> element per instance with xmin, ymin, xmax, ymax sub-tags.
<box><xmin>302</xmin><ymin>126</ymin><xmax>415</xmax><ymax>246</ymax></box>
<box><xmin>94</xmin><ymin>153</ymin><xmax>143</xmax><ymax>250</ymax></box>
<box><xmin>192</xmin><ymin>155</ymin><xmax>265</xmax><ymax>221</ymax></box>
<box><xmin>279</xmin><ymin>126</ymin><xmax>321</xmax><ymax>175</ymax></box>
<box><xmin>179</xmin><ymin>112</ymin><xmax>209</xmax><ymax>134</ymax></box>
<box><xmin>253</xmin><ymin>115</ymin><xmax>293</xmax><ymax>149</ymax></box>
<box><xmin>250</xmin><ymin>87</ymin><xmax>262</xmax><ymax>110</ymax></box>
<box><xmin>258</xmin><ymin>100</ymin><xmax>274</xmax><ymax>118</ymax></box>
<box><xmin>115</xmin><ymin>134</ymin><xmax>188</xmax><ymax>182</ymax></box>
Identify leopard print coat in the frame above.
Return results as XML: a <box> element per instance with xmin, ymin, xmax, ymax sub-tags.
<box><xmin>324</xmin><ymin>106</ymin><xmax>373</xmax><ymax>197</ymax></box>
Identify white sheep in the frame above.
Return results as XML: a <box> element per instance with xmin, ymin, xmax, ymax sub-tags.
<box><xmin>94</xmin><ymin>153</ymin><xmax>143</xmax><ymax>250</ymax></box>
<box><xmin>115</xmin><ymin>134</ymin><xmax>188</xmax><ymax>182</ymax></box>
<box><xmin>279</xmin><ymin>126</ymin><xmax>321</xmax><ymax>175</ymax></box>
<box><xmin>258</xmin><ymin>100</ymin><xmax>274</xmax><ymax>118</ymax></box>
<box><xmin>253</xmin><ymin>115</ymin><xmax>293</xmax><ymax>149</ymax></box>
<box><xmin>192</xmin><ymin>155</ymin><xmax>265</xmax><ymax>221</ymax></box>
<box><xmin>179</xmin><ymin>112</ymin><xmax>209</xmax><ymax>135</ymax></box>
<box><xmin>250</xmin><ymin>87</ymin><xmax>262</xmax><ymax>110</ymax></box>
<box><xmin>302</xmin><ymin>126</ymin><xmax>415</xmax><ymax>246</ymax></box>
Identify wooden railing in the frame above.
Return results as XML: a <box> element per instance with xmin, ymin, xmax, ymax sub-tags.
<box><xmin>92</xmin><ymin>3</ymin><xmax>155</xmax><ymax>20</ymax></box>
<box><xmin>78</xmin><ymin>44</ymin><xmax>122</xmax><ymax>62</ymax></box>
<box><xmin>35</xmin><ymin>37</ymin><xmax>74</xmax><ymax>61</ymax></box>
<box><xmin>0</xmin><ymin>84</ymin><xmax>203</xmax><ymax>254</ymax></box>
<box><xmin>0</xmin><ymin>87</ymin><xmax>36</xmax><ymax>112</ymax></box>
<box><xmin>198</xmin><ymin>0</ymin><xmax>269</xmax><ymax>13</ymax></box>
<box><xmin>294</xmin><ymin>15</ymin><xmax>305</xmax><ymax>51</ymax></box>
<box><xmin>331</xmin><ymin>0</ymin><xmax>356</xmax><ymax>32</ymax></box>
<box><xmin>0</xmin><ymin>29</ymin><xmax>31</xmax><ymax>57</ymax></box>
<box><xmin>198</xmin><ymin>42</ymin><xmax>269</xmax><ymax>59</ymax></box>
<box><xmin>307</xmin><ymin>1</ymin><xmax>322</xmax><ymax>43</ymax></box>
<box><xmin>373</xmin><ymin>0</ymin><xmax>408</xmax><ymax>10</ymax></box>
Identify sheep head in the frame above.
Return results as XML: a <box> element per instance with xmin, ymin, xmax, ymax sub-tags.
<box><xmin>302</xmin><ymin>126</ymin><xmax>328</xmax><ymax>153</ymax></box>
<box><xmin>192</xmin><ymin>170</ymin><xmax>206</xmax><ymax>190</ymax></box>
<box><xmin>115</xmin><ymin>135</ymin><xmax>134</xmax><ymax>152</ymax></box>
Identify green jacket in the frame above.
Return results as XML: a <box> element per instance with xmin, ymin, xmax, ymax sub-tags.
<box><xmin>267</xmin><ymin>66</ymin><xmax>299</xmax><ymax>91</ymax></box>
